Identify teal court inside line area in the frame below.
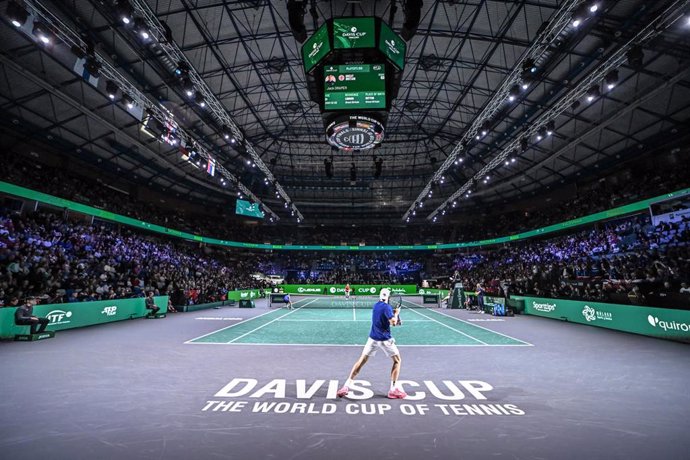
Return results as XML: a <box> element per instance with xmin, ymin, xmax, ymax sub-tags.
<box><xmin>186</xmin><ymin>297</ymin><xmax>532</xmax><ymax>347</ymax></box>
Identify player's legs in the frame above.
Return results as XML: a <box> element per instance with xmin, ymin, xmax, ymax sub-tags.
<box><xmin>337</xmin><ymin>343</ymin><xmax>373</xmax><ymax>397</ymax></box>
<box><xmin>387</xmin><ymin>354</ymin><xmax>407</xmax><ymax>398</ymax></box>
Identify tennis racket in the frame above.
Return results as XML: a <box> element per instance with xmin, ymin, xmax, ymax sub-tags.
<box><xmin>394</xmin><ymin>294</ymin><xmax>403</xmax><ymax>326</ymax></box>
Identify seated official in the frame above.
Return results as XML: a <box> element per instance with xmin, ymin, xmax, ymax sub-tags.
<box><xmin>145</xmin><ymin>292</ymin><xmax>160</xmax><ymax>316</ymax></box>
<box><xmin>14</xmin><ymin>298</ymin><xmax>49</xmax><ymax>334</ymax></box>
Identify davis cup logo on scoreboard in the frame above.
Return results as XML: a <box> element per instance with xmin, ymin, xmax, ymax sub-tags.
<box><xmin>326</xmin><ymin>115</ymin><xmax>385</xmax><ymax>150</ymax></box>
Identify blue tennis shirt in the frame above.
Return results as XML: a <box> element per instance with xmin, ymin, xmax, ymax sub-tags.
<box><xmin>370</xmin><ymin>301</ymin><xmax>394</xmax><ymax>341</ymax></box>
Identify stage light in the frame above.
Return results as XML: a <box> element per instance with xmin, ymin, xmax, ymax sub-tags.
<box><xmin>7</xmin><ymin>1</ymin><xmax>28</xmax><ymax>28</ymax></box>
<box><xmin>480</xmin><ymin>120</ymin><xmax>491</xmax><ymax>137</ymax></box>
<box><xmin>115</xmin><ymin>1</ymin><xmax>133</xmax><ymax>25</ymax></box>
<box><xmin>121</xmin><ymin>94</ymin><xmax>134</xmax><ymax>109</ymax></box>
<box><xmin>222</xmin><ymin>125</ymin><xmax>231</xmax><ymax>140</ymax></box>
<box><xmin>508</xmin><ymin>84</ymin><xmax>520</xmax><ymax>102</ymax></box>
<box><xmin>106</xmin><ymin>80</ymin><xmax>118</xmax><ymax>100</ymax></box>
<box><xmin>182</xmin><ymin>78</ymin><xmax>194</xmax><ymax>97</ymax></box>
<box><xmin>195</xmin><ymin>91</ymin><xmax>205</xmax><ymax>108</ymax></box>
<box><xmin>522</xmin><ymin>58</ymin><xmax>537</xmax><ymax>74</ymax></box>
<box><xmin>546</xmin><ymin>120</ymin><xmax>555</xmax><ymax>136</ymax></box>
<box><xmin>587</xmin><ymin>1</ymin><xmax>600</xmax><ymax>13</ymax></box>
<box><xmin>605</xmin><ymin>69</ymin><xmax>619</xmax><ymax>90</ymax></box>
<box><xmin>586</xmin><ymin>84</ymin><xmax>600</xmax><ymax>102</ymax></box>
<box><xmin>572</xmin><ymin>5</ymin><xmax>587</xmax><ymax>28</ymax></box>
<box><xmin>133</xmin><ymin>18</ymin><xmax>150</xmax><ymax>40</ymax></box>
<box><xmin>32</xmin><ymin>22</ymin><xmax>54</xmax><ymax>45</ymax></box>
<box><xmin>536</xmin><ymin>127</ymin><xmax>546</xmax><ymax>141</ymax></box>
<box><xmin>511</xmin><ymin>157</ymin><xmax>516</xmax><ymax>163</ymax></box>
<box><xmin>174</xmin><ymin>61</ymin><xmax>190</xmax><ymax>77</ymax></box>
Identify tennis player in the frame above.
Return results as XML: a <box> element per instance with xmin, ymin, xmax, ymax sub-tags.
<box><xmin>344</xmin><ymin>283</ymin><xmax>351</xmax><ymax>300</ymax></box>
<box><xmin>337</xmin><ymin>288</ymin><xmax>407</xmax><ymax>399</ymax></box>
<box><xmin>283</xmin><ymin>293</ymin><xmax>293</xmax><ymax>310</ymax></box>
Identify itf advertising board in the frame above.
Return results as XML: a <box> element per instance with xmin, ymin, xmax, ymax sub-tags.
<box><xmin>0</xmin><ymin>296</ymin><xmax>169</xmax><ymax>339</ymax></box>
<box><xmin>522</xmin><ymin>296</ymin><xmax>690</xmax><ymax>341</ymax></box>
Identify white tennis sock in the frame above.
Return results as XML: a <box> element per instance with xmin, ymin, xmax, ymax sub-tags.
<box><xmin>390</xmin><ymin>381</ymin><xmax>396</xmax><ymax>391</ymax></box>
<box><xmin>345</xmin><ymin>379</ymin><xmax>354</xmax><ymax>387</ymax></box>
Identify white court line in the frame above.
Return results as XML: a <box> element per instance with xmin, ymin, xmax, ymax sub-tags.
<box><xmin>226</xmin><ymin>298</ymin><xmax>317</xmax><ymax>343</ymax></box>
<box><xmin>184</xmin><ymin>298</ymin><xmax>311</xmax><ymax>344</ymax></box>
<box><xmin>184</xmin><ymin>342</ymin><xmax>533</xmax><ymax>347</ymax></box>
<box><xmin>401</xmin><ymin>304</ymin><xmax>488</xmax><ymax>345</ymax></box>
<box><xmin>352</xmin><ymin>301</ymin><xmax>356</xmax><ymax>321</ymax></box>
<box><xmin>278</xmin><ymin>319</ymin><xmax>432</xmax><ymax>322</ymax></box>
<box><xmin>402</xmin><ymin>299</ymin><xmax>533</xmax><ymax>346</ymax></box>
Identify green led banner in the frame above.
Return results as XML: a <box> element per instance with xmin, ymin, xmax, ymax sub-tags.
<box><xmin>1</xmin><ymin>180</ymin><xmax>688</xmax><ymax>252</ymax></box>
<box><xmin>517</xmin><ymin>296</ymin><xmax>690</xmax><ymax>341</ymax></box>
<box><xmin>324</xmin><ymin>64</ymin><xmax>386</xmax><ymax>110</ymax></box>
<box><xmin>282</xmin><ymin>285</ymin><xmax>418</xmax><ymax>295</ymax></box>
<box><xmin>302</xmin><ymin>22</ymin><xmax>331</xmax><ymax>73</ymax></box>
<box><xmin>379</xmin><ymin>21</ymin><xmax>406</xmax><ymax>70</ymax></box>
<box><xmin>333</xmin><ymin>17</ymin><xmax>375</xmax><ymax>49</ymax></box>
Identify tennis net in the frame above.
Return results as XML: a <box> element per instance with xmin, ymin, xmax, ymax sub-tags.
<box><xmin>269</xmin><ymin>293</ymin><xmax>441</xmax><ymax>309</ymax></box>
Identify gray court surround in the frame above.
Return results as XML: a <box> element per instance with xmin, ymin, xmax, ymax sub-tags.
<box><xmin>1</xmin><ymin>302</ymin><xmax>688</xmax><ymax>460</ymax></box>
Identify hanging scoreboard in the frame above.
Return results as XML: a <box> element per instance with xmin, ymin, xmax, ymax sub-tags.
<box><xmin>301</xmin><ymin>17</ymin><xmax>407</xmax><ymax>150</ymax></box>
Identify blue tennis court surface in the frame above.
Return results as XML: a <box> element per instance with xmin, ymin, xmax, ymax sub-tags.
<box><xmin>185</xmin><ymin>297</ymin><xmax>531</xmax><ymax>346</ymax></box>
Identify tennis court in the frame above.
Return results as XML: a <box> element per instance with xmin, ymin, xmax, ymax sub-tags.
<box><xmin>185</xmin><ymin>295</ymin><xmax>531</xmax><ymax>346</ymax></box>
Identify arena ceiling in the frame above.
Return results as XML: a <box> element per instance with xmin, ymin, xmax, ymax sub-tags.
<box><xmin>1</xmin><ymin>0</ymin><xmax>689</xmax><ymax>225</ymax></box>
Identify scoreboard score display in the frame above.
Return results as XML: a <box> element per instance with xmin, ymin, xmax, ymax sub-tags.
<box><xmin>324</xmin><ymin>64</ymin><xmax>386</xmax><ymax>110</ymax></box>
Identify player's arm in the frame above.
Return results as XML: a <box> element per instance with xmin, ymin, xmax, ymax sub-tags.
<box><xmin>388</xmin><ymin>305</ymin><xmax>400</xmax><ymax>326</ymax></box>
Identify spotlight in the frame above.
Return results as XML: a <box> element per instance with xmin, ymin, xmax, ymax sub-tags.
<box><xmin>182</xmin><ymin>78</ymin><xmax>194</xmax><ymax>97</ymax></box>
<box><xmin>194</xmin><ymin>91</ymin><xmax>205</xmax><ymax>107</ymax></box>
<box><xmin>480</xmin><ymin>120</ymin><xmax>491</xmax><ymax>137</ymax></box>
<box><xmin>546</xmin><ymin>120</ymin><xmax>555</xmax><ymax>136</ymax></box>
<box><xmin>106</xmin><ymin>80</ymin><xmax>118</xmax><ymax>100</ymax></box>
<box><xmin>508</xmin><ymin>84</ymin><xmax>520</xmax><ymax>102</ymax></box>
<box><xmin>511</xmin><ymin>157</ymin><xmax>516</xmax><ymax>163</ymax></box>
<box><xmin>587</xmin><ymin>1</ymin><xmax>600</xmax><ymax>13</ymax></box>
<box><xmin>133</xmin><ymin>18</ymin><xmax>150</xmax><ymax>40</ymax></box>
<box><xmin>121</xmin><ymin>94</ymin><xmax>134</xmax><ymax>109</ymax></box>
<box><xmin>174</xmin><ymin>61</ymin><xmax>190</xmax><ymax>78</ymax></box>
<box><xmin>115</xmin><ymin>1</ymin><xmax>133</xmax><ymax>25</ymax></box>
<box><xmin>7</xmin><ymin>1</ymin><xmax>28</xmax><ymax>28</ymax></box>
<box><xmin>605</xmin><ymin>69</ymin><xmax>619</xmax><ymax>90</ymax></box>
<box><xmin>222</xmin><ymin>125</ymin><xmax>232</xmax><ymax>140</ymax></box>
<box><xmin>586</xmin><ymin>84</ymin><xmax>600</xmax><ymax>102</ymax></box>
<box><xmin>32</xmin><ymin>22</ymin><xmax>54</xmax><ymax>45</ymax></box>
<box><xmin>572</xmin><ymin>5</ymin><xmax>587</xmax><ymax>28</ymax></box>
<box><xmin>536</xmin><ymin>126</ymin><xmax>547</xmax><ymax>141</ymax></box>
<box><xmin>522</xmin><ymin>58</ymin><xmax>537</xmax><ymax>74</ymax></box>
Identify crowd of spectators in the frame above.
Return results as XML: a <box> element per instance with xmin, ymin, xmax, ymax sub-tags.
<box><xmin>1</xmin><ymin>151</ymin><xmax>688</xmax><ymax>246</ymax></box>
<box><xmin>445</xmin><ymin>215</ymin><xmax>690</xmax><ymax>308</ymax></box>
<box><xmin>0</xmin><ymin>210</ymin><xmax>267</xmax><ymax>307</ymax></box>
<box><xmin>0</xmin><ymin>203</ymin><xmax>688</xmax><ymax>309</ymax></box>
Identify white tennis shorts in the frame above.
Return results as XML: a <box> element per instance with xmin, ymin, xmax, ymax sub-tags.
<box><xmin>362</xmin><ymin>337</ymin><xmax>399</xmax><ymax>357</ymax></box>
